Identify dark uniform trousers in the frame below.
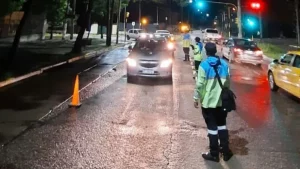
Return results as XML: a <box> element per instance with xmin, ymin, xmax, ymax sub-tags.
<box><xmin>201</xmin><ymin>107</ymin><xmax>229</xmax><ymax>156</ymax></box>
<box><xmin>183</xmin><ymin>47</ymin><xmax>190</xmax><ymax>61</ymax></box>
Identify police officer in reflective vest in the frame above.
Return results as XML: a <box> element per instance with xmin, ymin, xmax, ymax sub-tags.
<box><xmin>182</xmin><ymin>30</ymin><xmax>192</xmax><ymax>61</ymax></box>
<box><xmin>193</xmin><ymin>42</ymin><xmax>233</xmax><ymax>162</ymax></box>
<box><xmin>190</xmin><ymin>37</ymin><xmax>203</xmax><ymax>76</ymax></box>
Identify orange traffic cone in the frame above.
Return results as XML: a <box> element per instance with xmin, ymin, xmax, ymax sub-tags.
<box><xmin>69</xmin><ymin>75</ymin><xmax>81</xmax><ymax>108</ymax></box>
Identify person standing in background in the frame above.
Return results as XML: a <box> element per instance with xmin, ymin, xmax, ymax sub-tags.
<box><xmin>182</xmin><ymin>30</ymin><xmax>192</xmax><ymax>61</ymax></box>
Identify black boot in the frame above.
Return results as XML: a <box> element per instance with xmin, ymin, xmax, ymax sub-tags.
<box><xmin>219</xmin><ymin>130</ymin><xmax>233</xmax><ymax>161</ymax></box>
<box><xmin>184</xmin><ymin>55</ymin><xmax>188</xmax><ymax>61</ymax></box>
<box><xmin>202</xmin><ymin>134</ymin><xmax>220</xmax><ymax>162</ymax></box>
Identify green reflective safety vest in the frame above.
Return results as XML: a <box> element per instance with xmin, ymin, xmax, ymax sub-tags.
<box><xmin>193</xmin><ymin>44</ymin><xmax>202</xmax><ymax>61</ymax></box>
<box><xmin>182</xmin><ymin>34</ymin><xmax>191</xmax><ymax>48</ymax></box>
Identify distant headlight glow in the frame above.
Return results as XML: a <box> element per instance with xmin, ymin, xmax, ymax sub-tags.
<box><xmin>126</xmin><ymin>58</ymin><xmax>137</xmax><ymax>67</ymax></box>
<box><xmin>167</xmin><ymin>43</ymin><xmax>174</xmax><ymax>50</ymax></box>
<box><xmin>140</xmin><ymin>33</ymin><xmax>146</xmax><ymax>38</ymax></box>
<box><xmin>149</xmin><ymin>34</ymin><xmax>153</xmax><ymax>38</ymax></box>
<box><xmin>160</xmin><ymin>58</ymin><xmax>173</xmax><ymax>68</ymax></box>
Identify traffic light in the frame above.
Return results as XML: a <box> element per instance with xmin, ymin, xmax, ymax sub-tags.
<box><xmin>198</xmin><ymin>2</ymin><xmax>204</xmax><ymax>7</ymax></box>
<box><xmin>250</xmin><ymin>2</ymin><xmax>261</xmax><ymax>10</ymax></box>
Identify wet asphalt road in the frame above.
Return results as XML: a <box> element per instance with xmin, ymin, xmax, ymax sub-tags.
<box><xmin>0</xmin><ymin>44</ymin><xmax>132</xmax><ymax>146</ymax></box>
<box><xmin>0</xmin><ymin>38</ymin><xmax>300</xmax><ymax>168</ymax></box>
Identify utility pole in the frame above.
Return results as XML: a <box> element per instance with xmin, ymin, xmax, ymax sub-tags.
<box><xmin>228</xmin><ymin>7</ymin><xmax>231</xmax><ymax>37</ymax></box>
<box><xmin>259</xmin><ymin>11</ymin><xmax>263</xmax><ymax>38</ymax></box>
<box><xmin>157</xmin><ymin>7</ymin><xmax>159</xmax><ymax>24</ymax></box>
<box><xmin>237</xmin><ymin>0</ymin><xmax>242</xmax><ymax>38</ymax></box>
<box><xmin>181</xmin><ymin>6</ymin><xmax>183</xmax><ymax>21</ymax></box>
<box><xmin>124</xmin><ymin>6</ymin><xmax>127</xmax><ymax>42</ymax></box>
<box><xmin>139</xmin><ymin>0</ymin><xmax>141</xmax><ymax>29</ymax></box>
<box><xmin>70</xmin><ymin>0</ymin><xmax>76</xmax><ymax>40</ymax></box>
<box><xmin>296</xmin><ymin>0</ymin><xmax>300</xmax><ymax>45</ymax></box>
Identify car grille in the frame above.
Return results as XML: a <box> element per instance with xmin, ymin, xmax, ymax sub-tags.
<box><xmin>139</xmin><ymin>60</ymin><xmax>159</xmax><ymax>68</ymax></box>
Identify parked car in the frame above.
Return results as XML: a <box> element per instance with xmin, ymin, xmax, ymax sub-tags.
<box><xmin>268</xmin><ymin>51</ymin><xmax>300</xmax><ymax>98</ymax></box>
<box><xmin>221</xmin><ymin>38</ymin><xmax>263</xmax><ymax>66</ymax></box>
<box><xmin>126</xmin><ymin>39</ymin><xmax>173</xmax><ymax>83</ymax></box>
<box><xmin>126</xmin><ymin>29</ymin><xmax>153</xmax><ymax>40</ymax></box>
<box><xmin>201</xmin><ymin>28</ymin><xmax>222</xmax><ymax>43</ymax></box>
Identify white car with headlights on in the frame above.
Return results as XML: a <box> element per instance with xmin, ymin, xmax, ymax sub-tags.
<box><xmin>126</xmin><ymin>39</ymin><xmax>173</xmax><ymax>83</ymax></box>
<box><xmin>126</xmin><ymin>29</ymin><xmax>153</xmax><ymax>40</ymax></box>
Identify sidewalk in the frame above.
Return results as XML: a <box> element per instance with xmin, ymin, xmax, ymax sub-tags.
<box><xmin>0</xmin><ymin>37</ymin><xmax>107</xmax><ymax>81</ymax></box>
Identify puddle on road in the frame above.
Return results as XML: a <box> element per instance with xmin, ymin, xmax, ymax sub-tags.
<box><xmin>229</xmin><ymin>128</ymin><xmax>249</xmax><ymax>156</ymax></box>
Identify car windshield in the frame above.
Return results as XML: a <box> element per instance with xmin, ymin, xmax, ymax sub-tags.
<box><xmin>156</xmin><ymin>30</ymin><xmax>169</xmax><ymax>33</ymax></box>
<box><xmin>206</xmin><ymin>29</ymin><xmax>218</xmax><ymax>33</ymax></box>
<box><xmin>134</xmin><ymin>40</ymin><xmax>167</xmax><ymax>53</ymax></box>
<box><xmin>136</xmin><ymin>30</ymin><xmax>144</xmax><ymax>33</ymax></box>
<box><xmin>234</xmin><ymin>39</ymin><xmax>257</xmax><ymax>48</ymax></box>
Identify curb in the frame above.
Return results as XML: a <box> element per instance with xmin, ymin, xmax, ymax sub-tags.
<box><xmin>0</xmin><ymin>43</ymin><xmax>131</xmax><ymax>88</ymax></box>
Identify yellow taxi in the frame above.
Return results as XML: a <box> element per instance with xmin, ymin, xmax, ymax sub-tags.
<box><xmin>268</xmin><ymin>51</ymin><xmax>300</xmax><ymax>98</ymax></box>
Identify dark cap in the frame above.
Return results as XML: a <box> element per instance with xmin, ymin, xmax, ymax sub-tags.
<box><xmin>205</xmin><ymin>42</ymin><xmax>217</xmax><ymax>55</ymax></box>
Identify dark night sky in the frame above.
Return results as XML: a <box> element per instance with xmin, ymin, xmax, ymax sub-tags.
<box><xmin>124</xmin><ymin>0</ymin><xmax>295</xmax><ymax>38</ymax></box>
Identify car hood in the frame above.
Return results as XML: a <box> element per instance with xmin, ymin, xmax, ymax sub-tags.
<box><xmin>129</xmin><ymin>50</ymin><xmax>171</xmax><ymax>61</ymax></box>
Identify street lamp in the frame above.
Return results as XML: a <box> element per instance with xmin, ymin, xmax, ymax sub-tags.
<box><xmin>142</xmin><ymin>18</ymin><xmax>148</xmax><ymax>25</ymax></box>
<box><xmin>206</xmin><ymin>13</ymin><xmax>209</xmax><ymax>17</ymax></box>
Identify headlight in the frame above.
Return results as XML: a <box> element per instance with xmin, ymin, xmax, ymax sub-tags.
<box><xmin>149</xmin><ymin>34</ymin><xmax>153</xmax><ymax>38</ymax></box>
<box><xmin>160</xmin><ymin>58</ymin><xmax>172</xmax><ymax>68</ymax></box>
<box><xmin>140</xmin><ymin>34</ymin><xmax>146</xmax><ymax>39</ymax></box>
<box><xmin>167</xmin><ymin>43</ymin><xmax>174</xmax><ymax>50</ymax></box>
<box><xmin>126</xmin><ymin>58</ymin><xmax>137</xmax><ymax>67</ymax></box>
<box><xmin>255</xmin><ymin>50</ymin><xmax>263</xmax><ymax>55</ymax></box>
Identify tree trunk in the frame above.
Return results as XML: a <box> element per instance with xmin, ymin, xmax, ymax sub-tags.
<box><xmin>109</xmin><ymin>0</ymin><xmax>115</xmax><ymax>45</ymax></box>
<box><xmin>7</xmin><ymin>0</ymin><xmax>33</xmax><ymax>66</ymax></box>
<box><xmin>100</xmin><ymin>25</ymin><xmax>103</xmax><ymax>39</ymax></box>
<box><xmin>50</xmin><ymin>24</ymin><xmax>54</xmax><ymax>40</ymax></box>
<box><xmin>72</xmin><ymin>26</ymin><xmax>85</xmax><ymax>53</ymax></box>
<box><xmin>106</xmin><ymin>0</ymin><xmax>111</xmax><ymax>46</ymax></box>
<box><xmin>116</xmin><ymin>0</ymin><xmax>121</xmax><ymax>44</ymax></box>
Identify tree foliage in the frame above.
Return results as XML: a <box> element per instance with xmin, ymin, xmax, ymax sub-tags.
<box><xmin>46</xmin><ymin>0</ymin><xmax>67</xmax><ymax>27</ymax></box>
<box><xmin>0</xmin><ymin>0</ymin><xmax>25</xmax><ymax>17</ymax></box>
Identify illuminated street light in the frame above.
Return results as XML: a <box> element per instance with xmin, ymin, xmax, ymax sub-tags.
<box><xmin>206</xmin><ymin>13</ymin><xmax>209</xmax><ymax>17</ymax></box>
<box><xmin>232</xmin><ymin>8</ymin><xmax>236</xmax><ymax>11</ymax></box>
<box><xmin>198</xmin><ymin>2</ymin><xmax>204</xmax><ymax>7</ymax></box>
<box><xmin>189</xmin><ymin>0</ymin><xmax>192</xmax><ymax>3</ymax></box>
<box><xmin>142</xmin><ymin>18</ymin><xmax>148</xmax><ymax>25</ymax></box>
<box><xmin>198</xmin><ymin>9</ymin><xmax>200</xmax><ymax>12</ymax></box>
<box><xmin>214</xmin><ymin>21</ymin><xmax>217</xmax><ymax>25</ymax></box>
